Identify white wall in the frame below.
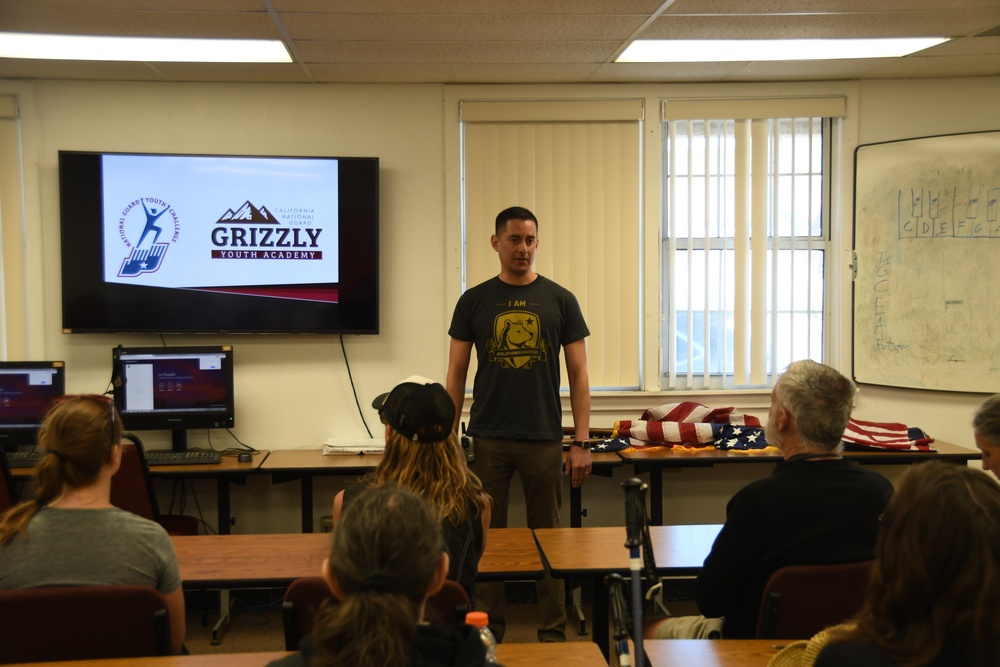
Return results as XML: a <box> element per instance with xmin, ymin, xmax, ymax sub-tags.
<box><xmin>2</xmin><ymin>76</ymin><xmax>996</xmax><ymax>534</ymax></box>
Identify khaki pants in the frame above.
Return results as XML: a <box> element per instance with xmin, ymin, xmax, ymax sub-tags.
<box><xmin>648</xmin><ymin>615</ymin><xmax>725</xmax><ymax>639</ymax></box>
<box><xmin>471</xmin><ymin>438</ymin><xmax>565</xmax><ymax>642</ymax></box>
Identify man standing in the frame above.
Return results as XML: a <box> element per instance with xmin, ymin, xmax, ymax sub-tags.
<box><xmin>648</xmin><ymin>360</ymin><xmax>893</xmax><ymax>640</ymax></box>
<box><xmin>447</xmin><ymin>206</ymin><xmax>591</xmax><ymax>643</ymax></box>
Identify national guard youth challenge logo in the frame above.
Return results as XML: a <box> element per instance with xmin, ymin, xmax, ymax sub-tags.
<box><xmin>487</xmin><ymin>311</ymin><xmax>549</xmax><ymax>369</ymax></box>
<box><xmin>116</xmin><ymin>197</ymin><xmax>180</xmax><ymax>277</ymax></box>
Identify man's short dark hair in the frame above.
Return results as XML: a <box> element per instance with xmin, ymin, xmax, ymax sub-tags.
<box><xmin>495</xmin><ymin>206</ymin><xmax>537</xmax><ymax>236</ymax></box>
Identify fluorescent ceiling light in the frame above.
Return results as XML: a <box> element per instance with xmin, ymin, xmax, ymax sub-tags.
<box><xmin>0</xmin><ymin>32</ymin><xmax>291</xmax><ymax>63</ymax></box>
<box><xmin>617</xmin><ymin>38</ymin><xmax>949</xmax><ymax>63</ymax></box>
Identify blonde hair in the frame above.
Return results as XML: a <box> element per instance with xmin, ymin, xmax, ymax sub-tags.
<box><xmin>365</xmin><ymin>429</ymin><xmax>489</xmax><ymax>525</ymax></box>
<box><xmin>0</xmin><ymin>395</ymin><xmax>120</xmax><ymax>545</ymax></box>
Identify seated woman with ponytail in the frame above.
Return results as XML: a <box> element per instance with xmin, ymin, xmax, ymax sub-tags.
<box><xmin>0</xmin><ymin>395</ymin><xmax>185</xmax><ymax>655</ymax></box>
<box><xmin>270</xmin><ymin>485</ymin><xmax>489</xmax><ymax>667</ymax></box>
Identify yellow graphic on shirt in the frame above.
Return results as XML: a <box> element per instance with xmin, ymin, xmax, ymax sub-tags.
<box><xmin>487</xmin><ymin>310</ymin><xmax>549</xmax><ymax>370</ymax></box>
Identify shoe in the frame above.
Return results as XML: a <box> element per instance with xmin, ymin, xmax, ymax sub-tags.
<box><xmin>537</xmin><ymin>630</ymin><xmax>566</xmax><ymax>643</ymax></box>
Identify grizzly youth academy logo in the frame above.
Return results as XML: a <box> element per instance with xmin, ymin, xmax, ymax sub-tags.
<box><xmin>210</xmin><ymin>200</ymin><xmax>323</xmax><ymax>260</ymax></box>
<box><xmin>116</xmin><ymin>198</ymin><xmax>179</xmax><ymax>277</ymax></box>
<box><xmin>487</xmin><ymin>310</ymin><xmax>549</xmax><ymax>369</ymax></box>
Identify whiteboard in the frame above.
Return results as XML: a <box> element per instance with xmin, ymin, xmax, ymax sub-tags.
<box><xmin>853</xmin><ymin>131</ymin><xmax>1000</xmax><ymax>392</ymax></box>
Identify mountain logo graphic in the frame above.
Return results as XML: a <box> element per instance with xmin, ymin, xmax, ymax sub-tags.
<box><xmin>217</xmin><ymin>201</ymin><xmax>277</xmax><ymax>224</ymax></box>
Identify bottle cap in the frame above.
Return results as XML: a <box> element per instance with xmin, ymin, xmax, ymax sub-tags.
<box><xmin>465</xmin><ymin>611</ymin><xmax>489</xmax><ymax>628</ymax></box>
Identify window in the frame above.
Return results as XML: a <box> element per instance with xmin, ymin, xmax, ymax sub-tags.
<box><xmin>662</xmin><ymin>115</ymin><xmax>832</xmax><ymax>390</ymax></box>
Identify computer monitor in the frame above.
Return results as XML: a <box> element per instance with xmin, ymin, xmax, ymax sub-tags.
<box><xmin>111</xmin><ymin>345</ymin><xmax>235</xmax><ymax>452</ymax></box>
<box><xmin>0</xmin><ymin>361</ymin><xmax>66</xmax><ymax>448</ymax></box>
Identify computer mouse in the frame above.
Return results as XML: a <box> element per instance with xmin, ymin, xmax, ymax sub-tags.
<box><xmin>237</xmin><ymin>452</ymin><xmax>253</xmax><ymax>463</ymax></box>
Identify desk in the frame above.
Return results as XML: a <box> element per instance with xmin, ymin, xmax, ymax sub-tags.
<box><xmin>173</xmin><ymin>526</ymin><xmax>543</xmax><ymax>588</ymax></box>
<box><xmin>620</xmin><ymin>441</ymin><xmax>980</xmax><ymax>524</ymax></box>
<box><xmin>260</xmin><ymin>450</ymin><xmax>377</xmax><ymax>532</ymax></box>
<box><xmin>644</xmin><ymin>638</ymin><xmax>785</xmax><ymax>666</ymax></box>
<box><xmin>534</xmin><ymin>524</ymin><xmax>722</xmax><ymax>660</ymax></box>
<box><xmin>261</xmin><ymin>448</ymin><xmax>622</xmax><ymax>532</ymax></box>
<box><xmin>146</xmin><ymin>450</ymin><xmax>269</xmax><ymax>535</ymax></box>
<box><xmin>5</xmin><ymin>641</ymin><xmax>607</xmax><ymax>667</ymax></box>
<box><xmin>174</xmin><ymin>527</ymin><xmax>542</xmax><ymax>645</ymax></box>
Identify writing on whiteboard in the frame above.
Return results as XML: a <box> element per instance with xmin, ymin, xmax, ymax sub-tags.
<box><xmin>898</xmin><ymin>185</ymin><xmax>1000</xmax><ymax>239</ymax></box>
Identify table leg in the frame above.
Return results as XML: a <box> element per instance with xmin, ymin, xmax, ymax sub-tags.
<box><xmin>301</xmin><ymin>476</ymin><xmax>314</xmax><ymax>533</ymax></box>
<box><xmin>217</xmin><ymin>478</ymin><xmax>231</xmax><ymax>535</ymax></box>
<box><xmin>633</xmin><ymin>464</ymin><xmax>664</xmax><ymax>526</ymax></box>
<box><xmin>592</xmin><ymin>574</ymin><xmax>610</xmax><ymax>659</ymax></box>
<box><xmin>210</xmin><ymin>589</ymin><xmax>232</xmax><ymax>645</ymax></box>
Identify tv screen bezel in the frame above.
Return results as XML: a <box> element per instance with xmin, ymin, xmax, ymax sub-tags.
<box><xmin>111</xmin><ymin>345</ymin><xmax>236</xmax><ymax>440</ymax></box>
<box><xmin>0</xmin><ymin>360</ymin><xmax>66</xmax><ymax>449</ymax></box>
<box><xmin>59</xmin><ymin>150</ymin><xmax>379</xmax><ymax>335</ymax></box>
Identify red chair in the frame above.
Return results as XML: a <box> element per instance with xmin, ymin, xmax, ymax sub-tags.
<box><xmin>0</xmin><ymin>450</ymin><xmax>16</xmax><ymax>511</ymax></box>
<box><xmin>282</xmin><ymin>576</ymin><xmax>471</xmax><ymax>650</ymax></box>
<box><xmin>110</xmin><ymin>433</ymin><xmax>200</xmax><ymax>535</ymax></box>
<box><xmin>755</xmin><ymin>560</ymin><xmax>875</xmax><ymax>639</ymax></box>
<box><xmin>0</xmin><ymin>585</ymin><xmax>172</xmax><ymax>662</ymax></box>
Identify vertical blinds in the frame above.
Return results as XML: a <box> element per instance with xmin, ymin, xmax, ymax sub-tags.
<box><xmin>461</xmin><ymin>100</ymin><xmax>643</xmax><ymax>389</ymax></box>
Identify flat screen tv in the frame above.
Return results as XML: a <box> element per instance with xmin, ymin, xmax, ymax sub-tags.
<box><xmin>112</xmin><ymin>345</ymin><xmax>235</xmax><ymax>452</ymax></box>
<box><xmin>0</xmin><ymin>361</ymin><xmax>66</xmax><ymax>448</ymax></box>
<box><xmin>59</xmin><ymin>151</ymin><xmax>379</xmax><ymax>334</ymax></box>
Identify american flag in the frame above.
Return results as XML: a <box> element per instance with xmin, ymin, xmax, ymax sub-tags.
<box><xmin>610</xmin><ymin>402</ymin><xmax>769</xmax><ymax>450</ymax></box>
<box><xmin>841</xmin><ymin>418</ymin><xmax>935</xmax><ymax>451</ymax></box>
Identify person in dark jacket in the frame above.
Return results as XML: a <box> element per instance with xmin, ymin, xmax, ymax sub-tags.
<box><xmin>269</xmin><ymin>486</ymin><xmax>490</xmax><ymax>667</ymax></box>
<box><xmin>647</xmin><ymin>360</ymin><xmax>893</xmax><ymax>639</ymax></box>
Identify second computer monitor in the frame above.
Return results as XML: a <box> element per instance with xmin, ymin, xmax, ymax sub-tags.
<box><xmin>112</xmin><ymin>345</ymin><xmax>235</xmax><ymax>452</ymax></box>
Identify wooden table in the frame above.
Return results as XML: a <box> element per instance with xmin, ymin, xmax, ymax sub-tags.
<box><xmin>644</xmin><ymin>638</ymin><xmax>787</xmax><ymax>666</ymax></box>
<box><xmin>259</xmin><ymin>449</ymin><xmax>379</xmax><ymax>532</ymax></box>
<box><xmin>261</xmin><ymin>448</ymin><xmax>623</xmax><ymax>532</ymax></box>
<box><xmin>149</xmin><ymin>450</ymin><xmax>269</xmax><ymax>535</ymax></box>
<box><xmin>172</xmin><ymin>527</ymin><xmax>543</xmax><ymax>645</ymax></box>
<box><xmin>619</xmin><ymin>440</ymin><xmax>980</xmax><ymax>524</ymax></box>
<box><xmin>173</xmin><ymin>526</ymin><xmax>544</xmax><ymax>588</ymax></box>
<box><xmin>534</xmin><ymin>524</ymin><xmax>723</xmax><ymax>660</ymax></box>
<box><xmin>5</xmin><ymin>640</ymin><xmax>607</xmax><ymax>667</ymax></box>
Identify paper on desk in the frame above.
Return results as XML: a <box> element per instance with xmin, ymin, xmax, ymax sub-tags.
<box><xmin>322</xmin><ymin>437</ymin><xmax>386</xmax><ymax>455</ymax></box>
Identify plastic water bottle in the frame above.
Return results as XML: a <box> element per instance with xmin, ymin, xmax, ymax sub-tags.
<box><xmin>465</xmin><ymin>611</ymin><xmax>498</xmax><ymax>664</ymax></box>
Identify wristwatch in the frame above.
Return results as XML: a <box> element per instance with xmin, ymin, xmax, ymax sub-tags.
<box><xmin>571</xmin><ymin>440</ymin><xmax>591</xmax><ymax>450</ymax></box>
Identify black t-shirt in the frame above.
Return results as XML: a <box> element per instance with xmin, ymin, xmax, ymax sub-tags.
<box><xmin>449</xmin><ymin>275</ymin><xmax>589</xmax><ymax>440</ymax></box>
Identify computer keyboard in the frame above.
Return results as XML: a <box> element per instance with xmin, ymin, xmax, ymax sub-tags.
<box><xmin>145</xmin><ymin>450</ymin><xmax>222</xmax><ymax>466</ymax></box>
<box><xmin>5</xmin><ymin>450</ymin><xmax>44</xmax><ymax>468</ymax></box>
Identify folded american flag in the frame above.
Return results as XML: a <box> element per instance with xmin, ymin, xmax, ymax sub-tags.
<box><xmin>714</xmin><ymin>424</ymin><xmax>770</xmax><ymax>450</ymax></box>
<box><xmin>841</xmin><ymin>418</ymin><xmax>936</xmax><ymax>452</ymax></box>
<box><xmin>613</xmin><ymin>402</ymin><xmax>766</xmax><ymax>449</ymax></box>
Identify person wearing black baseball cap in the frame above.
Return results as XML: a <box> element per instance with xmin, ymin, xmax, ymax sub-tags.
<box><xmin>332</xmin><ymin>376</ymin><xmax>491</xmax><ymax>605</ymax></box>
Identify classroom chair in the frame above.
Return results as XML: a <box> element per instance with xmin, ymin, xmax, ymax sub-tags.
<box><xmin>0</xmin><ymin>584</ymin><xmax>172</xmax><ymax>663</ymax></box>
<box><xmin>282</xmin><ymin>576</ymin><xmax>472</xmax><ymax>650</ymax></box>
<box><xmin>0</xmin><ymin>449</ymin><xmax>16</xmax><ymax>511</ymax></box>
<box><xmin>755</xmin><ymin>559</ymin><xmax>875</xmax><ymax>639</ymax></box>
<box><xmin>110</xmin><ymin>433</ymin><xmax>200</xmax><ymax>535</ymax></box>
